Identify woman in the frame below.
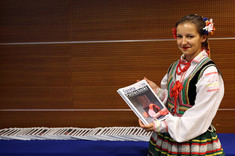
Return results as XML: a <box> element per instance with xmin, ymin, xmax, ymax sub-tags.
<box><xmin>139</xmin><ymin>14</ymin><xmax>225</xmax><ymax>155</ymax></box>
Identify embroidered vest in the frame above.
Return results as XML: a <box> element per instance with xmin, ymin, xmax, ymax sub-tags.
<box><xmin>167</xmin><ymin>57</ymin><xmax>217</xmax><ymax>116</ymax></box>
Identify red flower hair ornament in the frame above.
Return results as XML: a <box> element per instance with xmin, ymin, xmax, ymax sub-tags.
<box><xmin>172</xmin><ymin>27</ymin><xmax>177</xmax><ymax>39</ymax></box>
<box><xmin>172</xmin><ymin>17</ymin><xmax>215</xmax><ymax>39</ymax></box>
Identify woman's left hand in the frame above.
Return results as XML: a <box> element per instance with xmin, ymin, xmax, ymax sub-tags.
<box><xmin>138</xmin><ymin>119</ymin><xmax>154</xmax><ymax>132</ymax></box>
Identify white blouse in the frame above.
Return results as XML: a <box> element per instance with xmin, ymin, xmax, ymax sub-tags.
<box><xmin>155</xmin><ymin>50</ymin><xmax>224</xmax><ymax>142</ymax></box>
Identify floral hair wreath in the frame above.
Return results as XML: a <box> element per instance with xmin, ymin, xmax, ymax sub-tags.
<box><xmin>172</xmin><ymin>17</ymin><xmax>215</xmax><ymax>39</ymax></box>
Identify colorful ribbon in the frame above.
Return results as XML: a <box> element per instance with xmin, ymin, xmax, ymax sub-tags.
<box><xmin>170</xmin><ymin>80</ymin><xmax>183</xmax><ymax>114</ymax></box>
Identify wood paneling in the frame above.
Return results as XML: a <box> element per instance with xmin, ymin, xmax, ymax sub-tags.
<box><xmin>210</xmin><ymin>40</ymin><xmax>235</xmax><ymax>108</ymax></box>
<box><xmin>0</xmin><ymin>111</ymin><xmax>137</xmax><ymax>128</ymax></box>
<box><xmin>0</xmin><ymin>111</ymin><xmax>74</xmax><ymax>128</ymax></box>
<box><xmin>0</xmin><ymin>0</ymin><xmax>69</xmax><ymax>43</ymax></box>
<box><xmin>0</xmin><ymin>0</ymin><xmax>234</xmax><ymax>133</ymax></box>
<box><xmin>70</xmin><ymin>0</ymin><xmax>235</xmax><ymax>41</ymax></box>
<box><xmin>1</xmin><ymin>0</ymin><xmax>234</xmax><ymax>43</ymax></box>
<box><xmin>213</xmin><ymin>110</ymin><xmax>235</xmax><ymax>133</ymax></box>
<box><xmin>71</xmin><ymin>41</ymin><xmax>177</xmax><ymax>109</ymax></box>
<box><xmin>70</xmin><ymin>40</ymin><xmax>235</xmax><ymax>109</ymax></box>
<box><xmin>0</xmin><ymin>45</ymin><xmax>72</xmax><ymax>109</ymax></box>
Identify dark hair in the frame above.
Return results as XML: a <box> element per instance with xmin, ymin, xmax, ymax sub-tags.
<box><xmin>175</xmin><ymin>14</ymin><xmax>208</xmax><ymax>50</ymax></box>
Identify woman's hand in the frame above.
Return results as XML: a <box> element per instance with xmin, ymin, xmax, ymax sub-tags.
<box><xmin>138</xmin><ymin>119</ymin><xmax>154</xmax><ymax>132</ymax></box>
<box><xmin>144</xmin><ymin>77</ymin><xmax>159</xmax><ymax>93</ymax></box>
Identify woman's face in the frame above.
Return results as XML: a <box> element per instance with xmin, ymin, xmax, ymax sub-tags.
<box><xmin>176</xmin><ymin>22</ymin><xmax>206</xmax><ymax>61</ymax></box>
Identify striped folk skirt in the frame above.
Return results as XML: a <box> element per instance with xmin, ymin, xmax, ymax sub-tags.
<box><xmin>148</xmin><ymin>130</ymin><xmax>225</xmax><ymax>156</ymax></box>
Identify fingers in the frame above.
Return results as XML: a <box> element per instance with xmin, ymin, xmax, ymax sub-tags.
<box><xmin>137</xmin><ymin>77</ymin><xmax>150</xmax><ymax>83</ymax></box>
<box><xmin>138</xmin><ymin>119</ymin><xmax>154</xmax><ymax>132</ymax></box>
<box><xmin>144</xmin><ymin>77</ymin><xmax>154</xmax><ymax>86</ymax></box>
<box><xmin>138</xmin><ymin>119</ymin><xmax>144</xmax><ymax>127</ymax></box>
<box><xmin>144</xmin><ymin>77</ymin><xmax>148</xmax><ymax>81</ymax></box>
<box><xmin>144</xmin><ymin>77</ymin><xmax>150</xmax><ymax>83</ymax></box>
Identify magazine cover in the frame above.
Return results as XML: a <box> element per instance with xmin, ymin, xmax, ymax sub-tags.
<box><xmin>117</xmin><ymin>79</ymin><xmax>169</xmax><ymax>125</ymax></box>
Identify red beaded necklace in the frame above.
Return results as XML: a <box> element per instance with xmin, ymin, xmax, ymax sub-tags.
<box><xmin>170</xmin><ymin>59</ymin><xmax>191</xmax><ymax>115</ymax></box>
<box><xmin>176</xmin><ymin>59</ymin><xmax>192</xmax><ymax>75</ymax></box>
<box><xmin>170</xmin><ymin>58</ymin><xmax>191</xmax><ymax>114</ymax></box>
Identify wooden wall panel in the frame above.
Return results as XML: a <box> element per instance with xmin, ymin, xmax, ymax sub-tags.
<box><xmin>71</xmin><ymin>41</ymin><xmax>178</xmax><ymax>109</ymax></box>
<box><xmin>0</xmin><ymin>111</ymin><xmax>74</xmax><ymax>128</ymax></box>
<box><xmin>213</xmin><ymin>110</ymin><xmax>235</xmax><ymax>133</ymax></box>
<box><xmin>0</xmin><ymin>0</ymin><xmax>69</xmax><ymax>43</ymax></box>
<box><xmin>70</xmin><ymin>40</ymin><xmax>235</xmax><ymax>109</ymax></box>
<box><xmin>0</xmin><ymin>0</ymin><xmax>234</xmax><ymax>133</ymax></box>
<box><xmin>210</xmin><ymin>40</ymin><xmax>235</xmax><ymax>108</ymax></box>
<box><xmin>0</xmin><ymin>111</ymin><xmax>138</xmax><ymax>128</ymax></box>
<box><xmin>70</xmin><ymin>0</ymin><xmax>235</xmax><ymax>41</ymax></box>
<box><xmin>0</xmin><ymin>45</ymin><xmax>72</xmax><ymax>109</ymax></box>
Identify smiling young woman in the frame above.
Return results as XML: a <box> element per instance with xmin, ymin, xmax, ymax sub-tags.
<box><xmin>176</xmin><ymin>22</ymin><xmax>207</xmax><ymax>62</ymax></box>
<box><xmin>139</xmin><ymin>14</ymin><xmax>224</xmax><ymax>155</ymax></box>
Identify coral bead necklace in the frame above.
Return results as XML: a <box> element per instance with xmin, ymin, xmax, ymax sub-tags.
<box><xmin>176</xmin><ymin>59</ymin><xmax>192</xmax><ymax>75</ymax></box>
<box><xmin>170</xmin><ymin>58</ymin><xmax>191</xmax><ymax>114</ymax></box>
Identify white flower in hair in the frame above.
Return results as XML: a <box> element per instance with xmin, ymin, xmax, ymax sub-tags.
<box><xmin>203</xmin><ymin>18</ymin><xmax>215</xmax><ymax>35</ymax></box>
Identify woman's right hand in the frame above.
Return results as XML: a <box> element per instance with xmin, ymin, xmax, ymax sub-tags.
<box><xmin>138</xmin><ymin>119</ymin><xmax>154</xmax><ymax>132</ymax></box>
<box><xmin>144</xmin><ymin>77</ymin><xmax>159</xmax><ymax>93</ymax></box>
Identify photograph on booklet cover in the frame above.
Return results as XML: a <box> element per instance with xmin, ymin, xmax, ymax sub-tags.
<box><xmin>117</xmin><ymin>79</ymin><xmax>169</xmax><ymax>125</ymax></box>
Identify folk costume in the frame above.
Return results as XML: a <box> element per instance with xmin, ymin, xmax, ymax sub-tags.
<box><xmin>148</xmin><ymin>50</ymin><xmax>225</xmax><ymax>155</ymax></box>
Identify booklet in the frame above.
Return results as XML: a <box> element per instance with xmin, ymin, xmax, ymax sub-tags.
<box><xmin>117</xmin><ymin>79</ymin><xmax>169</xmax><ymax>125</ymax></box>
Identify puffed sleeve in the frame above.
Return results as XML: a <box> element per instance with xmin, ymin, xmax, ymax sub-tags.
<box><xmin>165</xmin><ymin>66</ymin><xmax>224</xmax><ymax>142</ymax></box>
<box><xmin>155</xmin><ymin>74</ymin><xmax>168</xmax><ymax>105</ymax></box>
